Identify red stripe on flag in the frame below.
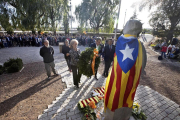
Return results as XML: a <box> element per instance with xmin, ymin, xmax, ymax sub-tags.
<box><xmin>111</xmin><ymin>62</ymin><xmax>122</xmax><ymax>111</ymax></box>
<box><xmin>102</xmin><ymin>87</ymin><xmax>105</xmax><ymax>91</ymax></box>
<box><xmin>131</xmin><ymin>68</ymin><xmax>142</xmax><ymax>103</ymax></box>
<box><xmin>81</xmin><ymin>101</ymin><xmax>86</xmax><ymax>108</ymax></box>
<box><xmin>105</xmin><ymin>59</ymin><xmax>115</xmax><ymax>107</ymax></box>
<box><xmin>100</xmin><ymin>88</ymin><xmax>104</xmax><ymax>94</ymax></box>
<box><xmin>96</xmin><ymin>89</ymin><xmax>101</xmax><ymax>94</ymax></box>
<box><xmin>85</xmin><ymin>99</ymin><xmax>89</xmax><ymax>105</ymax></box>
<box><xmin>123</xmin><ymin>63</ymin><xmax>136</xmax><ymax>107</ymax></box>
<box><xmin>92</xmin><ymin>97</ymin><xmax>97</xmax><ymax>103</ymax></box>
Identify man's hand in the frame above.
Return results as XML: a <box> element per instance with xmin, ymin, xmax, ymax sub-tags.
<box><xmin>66</xmin><ymin>53</ymin><xmax>70</xmax><ymax>56</ymax></box>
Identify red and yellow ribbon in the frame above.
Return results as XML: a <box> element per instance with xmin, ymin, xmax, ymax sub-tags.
<box><xmin>91</xmin><ymin>48</ymin><xmax>99</xmax><ymax>75</ymax></box>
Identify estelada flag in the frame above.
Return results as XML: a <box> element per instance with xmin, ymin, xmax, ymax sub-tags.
<box><xmin>104</xmin><ymin>35</ymin><xmax>143</xmax><ymax>112</ymax></box>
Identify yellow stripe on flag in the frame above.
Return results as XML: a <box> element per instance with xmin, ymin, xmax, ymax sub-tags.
<box><xmin>79</xmin><ymin>101</ymin><xmax>84</xmax><ymax>108</ymax></box>
<box><xmin>104</xmin><ymin>63</ymin><xmax>113</xmax><ymax>111</ymax></box>
<box><xmin>87</xmin><ymin>98</ymin><xmax>90</xmax><ymax>103</ymax></box>
<box><xmin>126</xmin><ymin>40</ymin><xmax>142</xmax><ymax>107</ymax></box>
<box><xmin>83</xmin><ymin>100</ymin><xmax>87</xmax><ymax>106</ymax></box>
<box><xmin>107</xmin><ymin>56</ymin><xmax>118</xmax><ymax>110</ymax></box>
<box><xmin>118</xmin><ymin>69</ymin><xmax>130</xmax><ymax>108</ymax></box>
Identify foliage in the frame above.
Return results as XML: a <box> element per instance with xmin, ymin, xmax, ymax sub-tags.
<box><xmin>0</xmin><ymin>0</ymin><xmax>69</xmax><ymax>33</ymax></box>
<box><xmin>78</xmin><ymin>48</ymin><xmax>100</xmax><ymax>77</ymax></box>
<box><xmin>78</xmin><ymin>104</ymin><xmax>97</xmax><ymax>120</ymax></box>
<box><xmin>130</xmin><ymin>10</ymin><xmax>139</xmax><ymax>20</ymax></box>
<box><xmin>137</xmin><ymin>0</ymin><xmax>180</xmax><ymax>43</ymax></box>
<box><xmin>3</xmin><ymin>58</ymin><xmax>23</xmax><ymax>73</ymax></box>
<box><xmin>0</xmin><ymin>4</ymin><xmax>14</xmax><ymax>34</ymax></box>
<box><xmin>77</xmin><ymin>26</ymin><xmax>86</xmax><ymax>34</ymax></box>
<box><xmin>0</xmin><ymin>65</ymin><xmax>5</xmax><ymax>75</ymax></box>
<box><xmin>75</xmin><ymin>0</ymin><xmax>119</xmax><ymax>33</ymax></box>
<box><xmin>132</xmin><ymin>102</ymin><xmax>147</xmax><ymax>120</ymax></box>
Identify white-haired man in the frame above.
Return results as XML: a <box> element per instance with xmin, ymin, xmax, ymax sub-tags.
<box><xmin>40</xmin><ymin>40</ymin><xmax>58</xmax><ymax>79</ymax></box>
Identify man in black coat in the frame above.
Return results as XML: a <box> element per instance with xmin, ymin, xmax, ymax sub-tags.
<box><xmin>62</xmin><ymin>39</ymin><xmax>71</xmax><ymax>71</ymax></box>
<box><xmin>40</xmin><ymin>40</ymin><xmax>58</xmax><ymax>79</ymax></box>
<box><xmin>103</xmin><ymin>39</ymin><xmax>115</xmax><ymax>77</ymax></box>
<box><xmin>91</xmin><ymin>37</ymin><xmax>103</xmax><ymax>80</ymax></box>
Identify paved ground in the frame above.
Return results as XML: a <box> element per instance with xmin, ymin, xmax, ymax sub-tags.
<box><xmin>0</xmin><ymin>46</ymin><xmax>86</xmax><ymax>64</ymax></box>
<box><xmin>36</xmin><ymin>44</ymin><xmax>180</xmax><ymax>120</ymax></box>
<box><xmin>1</xmin><ymin>36</ymin><xmax>180</xmax><ymax>120</ymax></box>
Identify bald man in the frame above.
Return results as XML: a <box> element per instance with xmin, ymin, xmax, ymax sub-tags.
<box><xmin>40</xmin><ymin>40</ymin><xmax>58</xmax><ymax>79</ymax></box>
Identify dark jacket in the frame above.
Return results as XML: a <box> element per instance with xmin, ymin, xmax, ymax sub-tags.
<box><xmin>90</xmin><ymin>43</ymin><xmax>103</xmax><ymax>54</ymax></box>
<box><xmin>69</xmin><ymin>48</ymin><xmax>81</xmax><ymax>66</ymax></box>
<box><xmin>103</xmin><ymin>45</ymin><xmax>115</xmax><ymax>61</ymax></box>
<box><xmin>62</xmin><ymin>45</ymin><xmax>71</xmax><ymax>59</ymax></box>
<box><xmin>40</xmin><ymin>46</ymin><xmax>54</xmax><ymax>63</ymax></box>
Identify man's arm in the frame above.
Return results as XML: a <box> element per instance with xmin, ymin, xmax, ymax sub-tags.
<box><xmin>52</xmin><ymin>47</ymin><xmax>54</xmax><ymax>55</ymax></box>
<box><xmin>40</xmin><ymin>48</ymin><xmax>43</xmax><ymax>57</ymax></box>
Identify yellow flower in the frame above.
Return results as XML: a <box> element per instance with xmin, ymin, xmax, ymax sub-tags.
<box><xmin>133</xmin><ymin>102</ymin><xmax>140</xmax><ymax>109</ymax></box>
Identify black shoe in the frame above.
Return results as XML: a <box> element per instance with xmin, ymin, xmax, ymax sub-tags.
<box><xmin>54</xmin><ymin>74</ymin><xmax>59</xmax><ymax>76</ymax></box>
<box><xmin>95</xmin><ymin>77</ymin><xmax>98</xmax><ymax>80</ymax></box>
<box><xmin>47</xmin><ymin>76</ymin><xmax>51</xmax><ymax>80</ymax></box>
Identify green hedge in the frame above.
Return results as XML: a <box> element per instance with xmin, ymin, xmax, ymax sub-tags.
<box><xmin>0</xmin><ymin>65</ymin><xmax>4</xmax><ymax>75</ymax></box>
<box><xmin>3</xmin><ymin>58</ymin><xmax>23</xmax><ymax>73</ymax></box>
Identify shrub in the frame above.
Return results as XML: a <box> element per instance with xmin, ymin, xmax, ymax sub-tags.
<box><xmin>3</xmin><ymin>58</ymin><xmax>23</xmax><ymax>73</ymax></box>
<box><xmin>7</xmin><ymin>63</ymin><xmax>19</xmax><ymax>73</ymax></box>
<box><xmin>0</xmin><ymin>65</ymin><xmax>3</xmax><ymax>69</ymax></box>
<box><xmin>0</xmin><ymin>65</ymin><xmax>4</xmax><ymax>75</ymax></box>
<box><xmin>0</xmin><ymin>69</ymin><xmax>3</xmax><ymax>75</ymax></box>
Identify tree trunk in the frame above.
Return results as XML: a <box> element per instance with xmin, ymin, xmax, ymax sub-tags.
<box><xmin>166</xmin><ymin>31</ymin><xmax>173</xmax><ymax>44</ymax></box>
<box><xmin>167</xmin><ymin>20</ymin><xmax>176</xmax><ymax>44</ymax></box>
<box><xmin>96</xmin><ymin>27</ymin><xmax>99</xmax><ymax>34</ymax></box>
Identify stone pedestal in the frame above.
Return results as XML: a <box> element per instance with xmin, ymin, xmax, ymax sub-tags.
<box><xmin>59</xmin><ymin>42</ymin><xmax>64</xmax><ymax>53</ymax></box>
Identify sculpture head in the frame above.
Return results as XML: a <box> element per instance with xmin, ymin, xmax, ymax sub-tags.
<box><xmin>123</xmin><ymin>20</ymin><xmax>142</xmax><ymax>37</ymax></box>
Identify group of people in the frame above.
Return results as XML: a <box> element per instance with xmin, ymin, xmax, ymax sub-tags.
<box><xmin>62</xmin><ymin>37</ymin><xmax>115</xmax><ymax>88</ymax></box>
<box><xmin>0</xmin><ymin>33</ymin><xmax>110</xmax><ymax>49</ymax></box>
<box><xmin>39</xmin><ymin>35</ymin><xmax>115</xmax><ymax>89</ymax></box>
<box><xmin>153</xmin><ymin>40</ymin><xmax>180</xmax><ymax>59</ymax></box>
<box><xmin>0</xmin><ymin>34</ymin><xmax>45</xmax><ymax>48</ymax></box>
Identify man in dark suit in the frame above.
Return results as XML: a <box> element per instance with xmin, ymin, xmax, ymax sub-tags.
<box><xmin>103</xmin><ymin>39</ymin><xmax>115</xmax><ymax>77</ymax></box>
<box><xmin>6</xmin><ymin>34</ymin><xmax>11</xmax><ymax>47</ymax></box>
<box><xmin>91</xmin><ymin>37</ymin><xmax>103</xmax><ymax>80</ymax></box>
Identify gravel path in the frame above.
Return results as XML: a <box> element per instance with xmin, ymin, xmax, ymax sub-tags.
<box><xmin>0</xmin><ymin>62</ymin><xmax>65</xmax><ymax>120</ymax></box>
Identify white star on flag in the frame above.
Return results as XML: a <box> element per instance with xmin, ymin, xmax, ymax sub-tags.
<box><xmin>120</xmin><ymin>44</ymin><xmax>134</xmax><ymax>62</ymax></box>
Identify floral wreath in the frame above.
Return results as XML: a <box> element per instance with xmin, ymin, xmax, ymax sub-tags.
<box><xmin>78</xmin><ymin>48</ymin><xmax>100</xmax><ymax>77</ymax></box>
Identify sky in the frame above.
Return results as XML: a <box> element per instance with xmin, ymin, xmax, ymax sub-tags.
<box><xmin>70</xmin><ymin>0</ymin><xmax>157</xmax><ymax>29</ymax></box>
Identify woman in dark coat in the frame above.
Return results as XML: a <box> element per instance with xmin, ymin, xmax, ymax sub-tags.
<box><xmin>69</xmin><ymin>39</ymin><xmax>81</xmax><ymax>88</ymax></box>
<box><xmin>62</xmin><ymin>39</ymin><xmax>71</xmax><ymax>71</ymax></box>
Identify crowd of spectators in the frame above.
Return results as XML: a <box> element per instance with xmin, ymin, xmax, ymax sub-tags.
<box><xmin>0</xmin><ymin>33</ymin><xmax>113</xmax><ymax>49</ymax></box>
<box><xmin>151</xmin><ymin>39</ymin><xmax>180</xmax><ymax>59</ymax></box>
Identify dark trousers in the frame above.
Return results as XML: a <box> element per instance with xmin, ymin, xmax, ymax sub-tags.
<box><xmin>103</xmin><ymin>60</ymin><xmax>112</xmax><ymax>76</ymax></box>
<box><xmin>167</xmin><ymin>50</ymin><xmax>171</xmax><ymax>55</ymax></box>
<box><xmin>65</xmin><ymin>57</ymin><xmax>71</xmax><ymax>70</ymax></box>
<box><xmin>44</xmin><ymin>61</ymin><xmax>56</xmax><ymax>77</ymax></box>
<box><xmin>26</xmin><ymin>41</ymin><xmax>30</xmax><ymax>46</ymax></box>
<box><xmin>161</xmin><ymin>52</ymin><xmax>166</xmax><ymax>58</ymax></box>
<box><xmin>7</xmin><ymin>41</ymin><xmax>11</xmax><ymax>47</ymax></box>
<box><xmin>71</xmin><ymin>65</ymin><xmax>81</xmax><ymax>86</ymax></box>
